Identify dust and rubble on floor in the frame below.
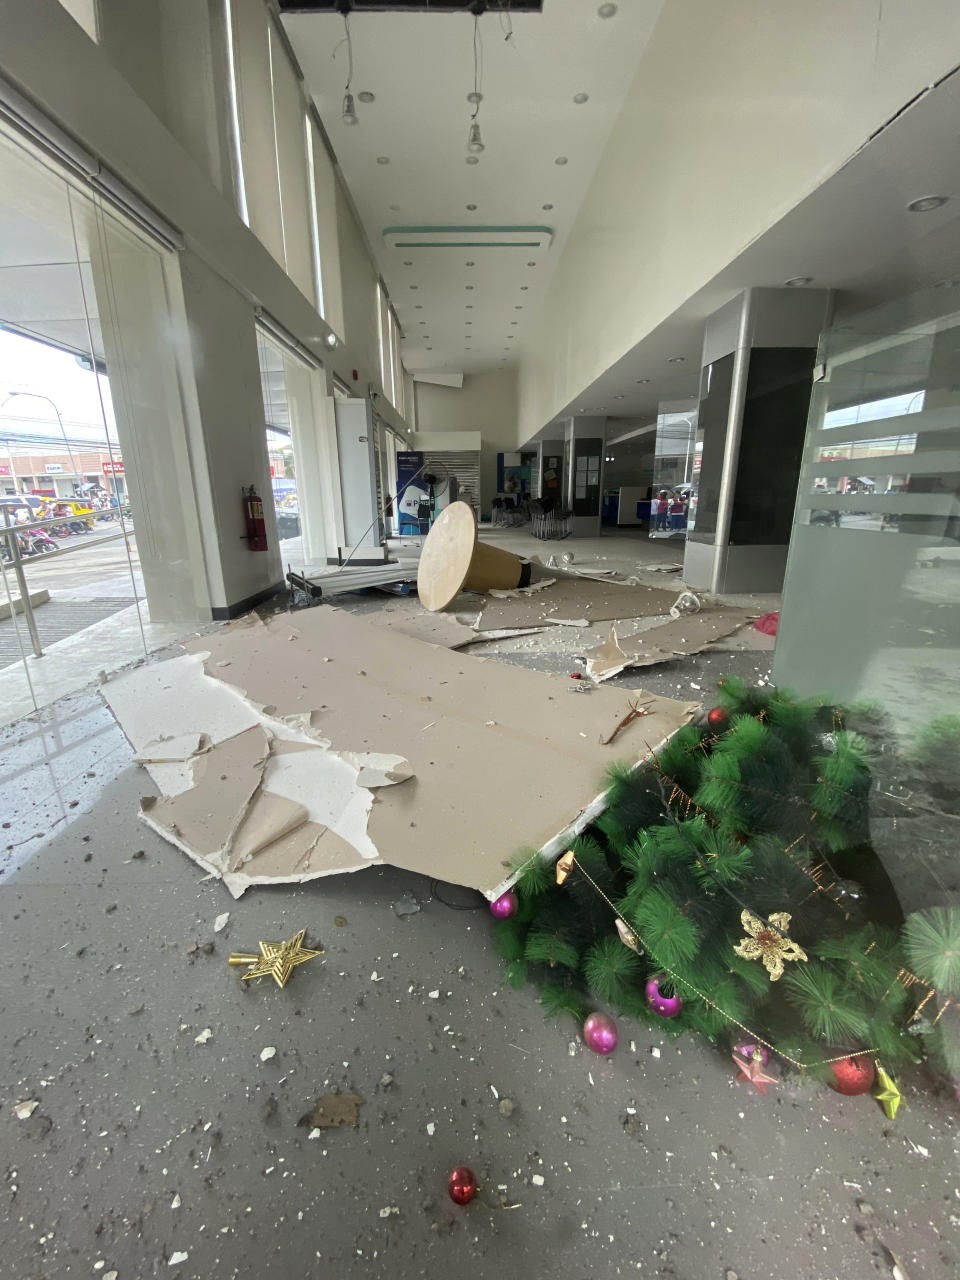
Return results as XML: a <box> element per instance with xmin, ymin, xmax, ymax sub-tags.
<box><xmin>2</xmin><ymin>522</ymin><xmax>956</xmax><ymax>1280</ymax></box>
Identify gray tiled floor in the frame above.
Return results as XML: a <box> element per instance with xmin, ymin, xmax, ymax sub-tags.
<box><xmin>1</xmin><ymin>646</ymin><xmax>959</xmax><ymax>1279</ymax></box>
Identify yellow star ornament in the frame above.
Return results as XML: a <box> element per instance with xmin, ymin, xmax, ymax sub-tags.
<box><xmin>873</xmin><ymin>1062</ymin><xmax>902</xmax><ymax>1120</ymax></box>
<box><xmin>229</xmin><ymin>929</ymin><xmax>322</xmax><ymax>988</ymax></box>
<box><xmin>733</xmin><ymin>910</ymin><xmax>808</xmax><ymax>981</ymax></box>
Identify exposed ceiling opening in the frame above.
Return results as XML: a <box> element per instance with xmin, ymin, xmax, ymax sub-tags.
<box><xmin>282</xmin><ymin>0</ymin><xmax>664</xmax><ymax>376</ymax></box>
<box><xmin>280</xmin><ymin>3</ymin><xmax>543</xmax><ymax>13</ymax></box>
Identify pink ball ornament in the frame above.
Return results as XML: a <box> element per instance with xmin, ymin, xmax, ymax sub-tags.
<box><xmin>645</xmin><ymin>975</ymin><xmax>683</xmax><ymax>1018</ymax></box>
<box><xmin>734</xmin><ymin>1040</ymin><xmax>770</xmax><ymax>1067</ymax></box>
<box><xmin>583</xmin><ymin>1011</ymin><xmax>618</xmax><ymax>1055</ymax></box>
<box><xmin>489</xmin><ymin>890</ymin><xmax>518</xmax><ymax>919</ymax></box>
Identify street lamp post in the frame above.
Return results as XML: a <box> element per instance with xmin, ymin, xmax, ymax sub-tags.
<box><xmin>2</xmin><ymin>390</ymin><xmax>82</xmax><ymax>496</ymax></box>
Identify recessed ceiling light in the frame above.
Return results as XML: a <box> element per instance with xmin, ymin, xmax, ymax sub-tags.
<box><xmin>467</xmin><ymin>91</ymin><xmax>483</xmax><ymax>104</ymax></box>
<box><xmin>466</xmin><ymin>156</ymin><xmax>480</xmax><ymax>166</ymax></box>
<box><xmin>520</xmin><ymin>286</ymin><xmax>529</xmax><ymax>291</ymax></box>
<box><xmin>542</xmin><ymin>202</ymin><xmax>553</xmax><ymax>211</ymax></box>
<box><xmin>466</xmin><ymin>203</ymin><xmax>477</xmax><ymax>211</ymax></box>
<box><xmin>635</xmin><ymin>378</ymin><xmax>650</xmax><ymax>384</ymax></box>
<box><xmin>423</xmin><ymin>335</ymin><xmax>430</xmax><ymax>339</ymax></box>
<box><xmin>415</xmin><ymin>304</ymin><xmax>423</xmax><ymax>309</ymax></box>
<box><xmin>598</xmin><ymin>3</ymin><xmax>618</xmax><ymax>16</ymax></box>
<box><xmin>555</xmin><ymin>156</ymin><xmax>568</xmax><ymax>166</ymax></box>
<box><xmin>426</xmin><ymin>346</ymin><xmax>433</xmax><ymax>350</ymax></box>
<box><xmin>466</xmin><ymin>285</ymin><xmax>474</xmax><ymax>290</ymax></box>
<box><xmin>526</xmin><ymin>261</ymin><xmax>536</xmax><ymax>267</ymax></box>
<box><xmin>907</xmin><ymin>195</ymin><xmax>948</xmax><ymax>213</ymax></box>
<box><xmin>466</xmin><ymin>304</ymin><xmax>473</xmax><ymax>309</ymax></box>
<box><xmin>784</xmin><ymin>275</ymin><xmax>813</xmax><ymax>287</ymax></box>
<box><xmin>466</xmin><ymin>261</ymin><xmax>475</xmax><ymax>266</ymax></box>
<box><xmin>376</xmin><ymin>156</ymin><xmax>390</xmax><ymax>165</ymax></box>
<box><xmin>410</xmin><ymin>284</ymin><xmax>418</xmax><ymax>290</ymax></box>
<box><xmin>613</xmin><ymin>394</ymin><xmax>625</xmax><ymax>400</ymax></box>
<box><xmin>403</xmin><ymin>260</ymin><xmax>413</xmax><ymax>266</ymax></box>
<box><xmin>358</xmin><ymin>91</ymin><xmax>375</xmax><ymax>104</ymax></box>
<box><xmin>515</xmin><ymin>305</ymin><xmax>523</xmax><ymax>310</ymax></box>
<box><xmin>466</xmin><ymin>321</ymin><xmax>473</xmax><ymax>325</ymax></box>
<box><xmin>667</xmin><ymin>356</ymin><xmax>685</xmax><ymax>364</ymax></box>
<box><xmin>573</xmin><ymin>93</ymin><xmax>589</xmax><ymax>104</ymax></box>
<box><xmin>419</xmin><ymin>320</ymin><xmax>426</xmax><ymax>325</ymax></box>
<box><xmin>510</xmin><ymin>321</ymin><xmax>518</xmax><ymax>325</ymax></box>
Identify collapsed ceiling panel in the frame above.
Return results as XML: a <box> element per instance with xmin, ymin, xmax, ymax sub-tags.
<box><xmin>104</xmin><ymin>608</ymin><xmax>694</xmax><ymax>898</ymax></box>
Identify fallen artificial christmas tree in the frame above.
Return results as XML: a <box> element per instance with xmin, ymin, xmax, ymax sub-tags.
<box><xmin>494</xmin><ymin>676</ymin><xmax>925</xmax><ymax>1088</ymax></box>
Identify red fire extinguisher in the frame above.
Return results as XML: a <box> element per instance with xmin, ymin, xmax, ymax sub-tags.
<box><xmin>241</xmin><ymin>485</ymin><xmax>268</xmax><ymax>552</ymax></box>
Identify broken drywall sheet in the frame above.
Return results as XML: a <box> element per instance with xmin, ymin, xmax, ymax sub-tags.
<box><xmin>104</xmin><ymin>645</ymin><xmax>415</xmax><ymax>896</ymax></box>
<box><xmin>487</xmin><ymin>577</ymin><xmax>556</xmax><ymax>599</ymax></box>
<box><xmin>179</xmin><ymin>606</ymin><xmax>694</xmax><ymax>895</ymax></box>
<box><xmin>583</xmin><ymin>609</ymin><xmax>757</xmax><ymax>679</ymax></box>
<box><xmin>584</xmin><ymin>626</ymin><xmax>632</xmax><ymax>682</ymax></box>
<box><xmin>361</xmin><ymin>606</ymin><xmax>545</xmax><ymax>649</ymax></box>
<box><xmin>475</xmin><ymin>576</ymin><xmax>681</xmax><ymax>632</ymax></box>
<box><xmin>132</xmin><ymin>732</ymin><xmax>212</xmax><ymax>764</ymax></box>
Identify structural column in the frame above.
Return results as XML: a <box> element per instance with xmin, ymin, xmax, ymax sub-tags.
<box><xmin>683</xmin><ymin>287</ymin><xmax>832</xmax><ymax>594</ymax></box>
<box><xmin>563</xmin><ymin>416</ymin><xmax>607</xmax><ymax>537</ymax></box>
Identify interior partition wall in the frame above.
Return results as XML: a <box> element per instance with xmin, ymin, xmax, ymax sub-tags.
<box><xmin>775</xmin><ymin>287</ymin><xmax>960</xmax><ymax>726</ymax></box>
<box><xmin>773</xmin><ymin>285</ymin><xmax>960</xmax><ymax>1082</ymax></box>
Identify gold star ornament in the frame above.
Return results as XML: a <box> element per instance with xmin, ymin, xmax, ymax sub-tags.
<box><xmin>229</xmin><ymin>929</ymin><xmax>322</xmax><ymax>988</ymax></box>
<box><xmin>873</xmin><ymin>1061</ymin><xmax>902</xmax><ymax>1120</ymax></box>
<box><xmin>733</xmin><ymin>910</ymin><xmax>808</xmax><ymax>981</ymax></box>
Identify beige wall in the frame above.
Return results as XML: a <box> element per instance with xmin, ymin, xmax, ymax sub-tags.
<box><xmin>336</xmin><ymin>184</ymin><xmax>381</xmax><ymax>397</ymax></box>
<box><xmin>518</xmin><ymin>0</ymin><xmax>960</xmax><ymax>444</ymax></box>
<box><xmin>414</xmin><ymin>369</ymin><xmax>518</xmax><ymax>513</ymax></box>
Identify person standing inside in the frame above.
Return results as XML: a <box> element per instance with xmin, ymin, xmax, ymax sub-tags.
<box><xmin>656</xmin><ymin>490</ymin><xmax>669</xmax><ymax>532</ymax></box>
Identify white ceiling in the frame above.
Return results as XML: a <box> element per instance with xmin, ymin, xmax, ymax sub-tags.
<box><xmin>282</xmin><ymin>0</ymin><xmax>664</xmax><ymax>376</ymax></box>
<box><xmin>532</xmin><ymin>66</ymin><xmax>960</xmax><ymax>437</ymax></box>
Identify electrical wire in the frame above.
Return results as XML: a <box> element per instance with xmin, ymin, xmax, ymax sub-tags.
<box><xmin>332</xmin><ymin>11</ymin><xmax>354</xmax><ymax>93</ymax></box>
<box><xmin>471</xmin><ymin>12</ymin><xmax>483</xmax><ymax>122</ymax></box>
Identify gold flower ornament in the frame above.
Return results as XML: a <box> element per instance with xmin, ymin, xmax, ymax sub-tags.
<box><xmin>734</xmin><ymin>910</ymin><xmax>807</xmax><ymax>981</ymax></box>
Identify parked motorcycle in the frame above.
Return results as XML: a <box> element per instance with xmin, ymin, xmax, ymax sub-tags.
<box><xmin>28</xmin><ymin>528</ymin><xmax>60</xmax><ymax>554</ymax></box>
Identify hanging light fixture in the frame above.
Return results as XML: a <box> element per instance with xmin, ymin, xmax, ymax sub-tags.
<box><xmin>339</xmin><ymin>7</ymin><xmax>359</xmax><ymax>125</ymax></box>
<box><xmin>466</xmin><ymin>11</ymin><xmax>485</xmax><ymax>156</ymax></box>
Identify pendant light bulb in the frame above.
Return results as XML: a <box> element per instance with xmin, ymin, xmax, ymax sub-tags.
<box><xmin>467</xmin><ymin>122</ymin><xmax>485</xmax><ymax>154</ymax></box>
<box><xmin>342</xmin><ymin>91</ymin><xmax>359</xmax><ymax>126</ymax></box>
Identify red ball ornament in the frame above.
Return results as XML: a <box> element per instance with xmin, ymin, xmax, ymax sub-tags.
<box><xmin>828</xmin><ymin>1055</ymin><xmax>876</xmax><ymax>1096</ymax></box>
<box><xmin>707</xmin><ymin>706</ymin><xmax>730</xmax><ymax>729</ymax></box>
<box><xmin>448</xmin><ymin>1166</ymin><xmax>477</xmax><ymax>1205</ymax></box>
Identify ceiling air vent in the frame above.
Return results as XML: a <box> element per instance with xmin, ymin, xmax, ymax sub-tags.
<box><xmin>383</xmin><ymin>225</ymin><xmax>552</xmax><ymax>252</ymax></box>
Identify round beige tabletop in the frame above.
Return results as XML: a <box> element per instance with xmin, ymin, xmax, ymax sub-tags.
<box><xmin>417</xmin><ymin>502</ymin><xmax>479</xmax><ymax>611</ymax></box>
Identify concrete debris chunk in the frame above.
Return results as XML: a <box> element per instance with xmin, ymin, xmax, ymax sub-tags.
<box><xmin>298</xmin><ymin>1091</ymin><xmax>365</xmax><ymax>1130</ymax></box>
